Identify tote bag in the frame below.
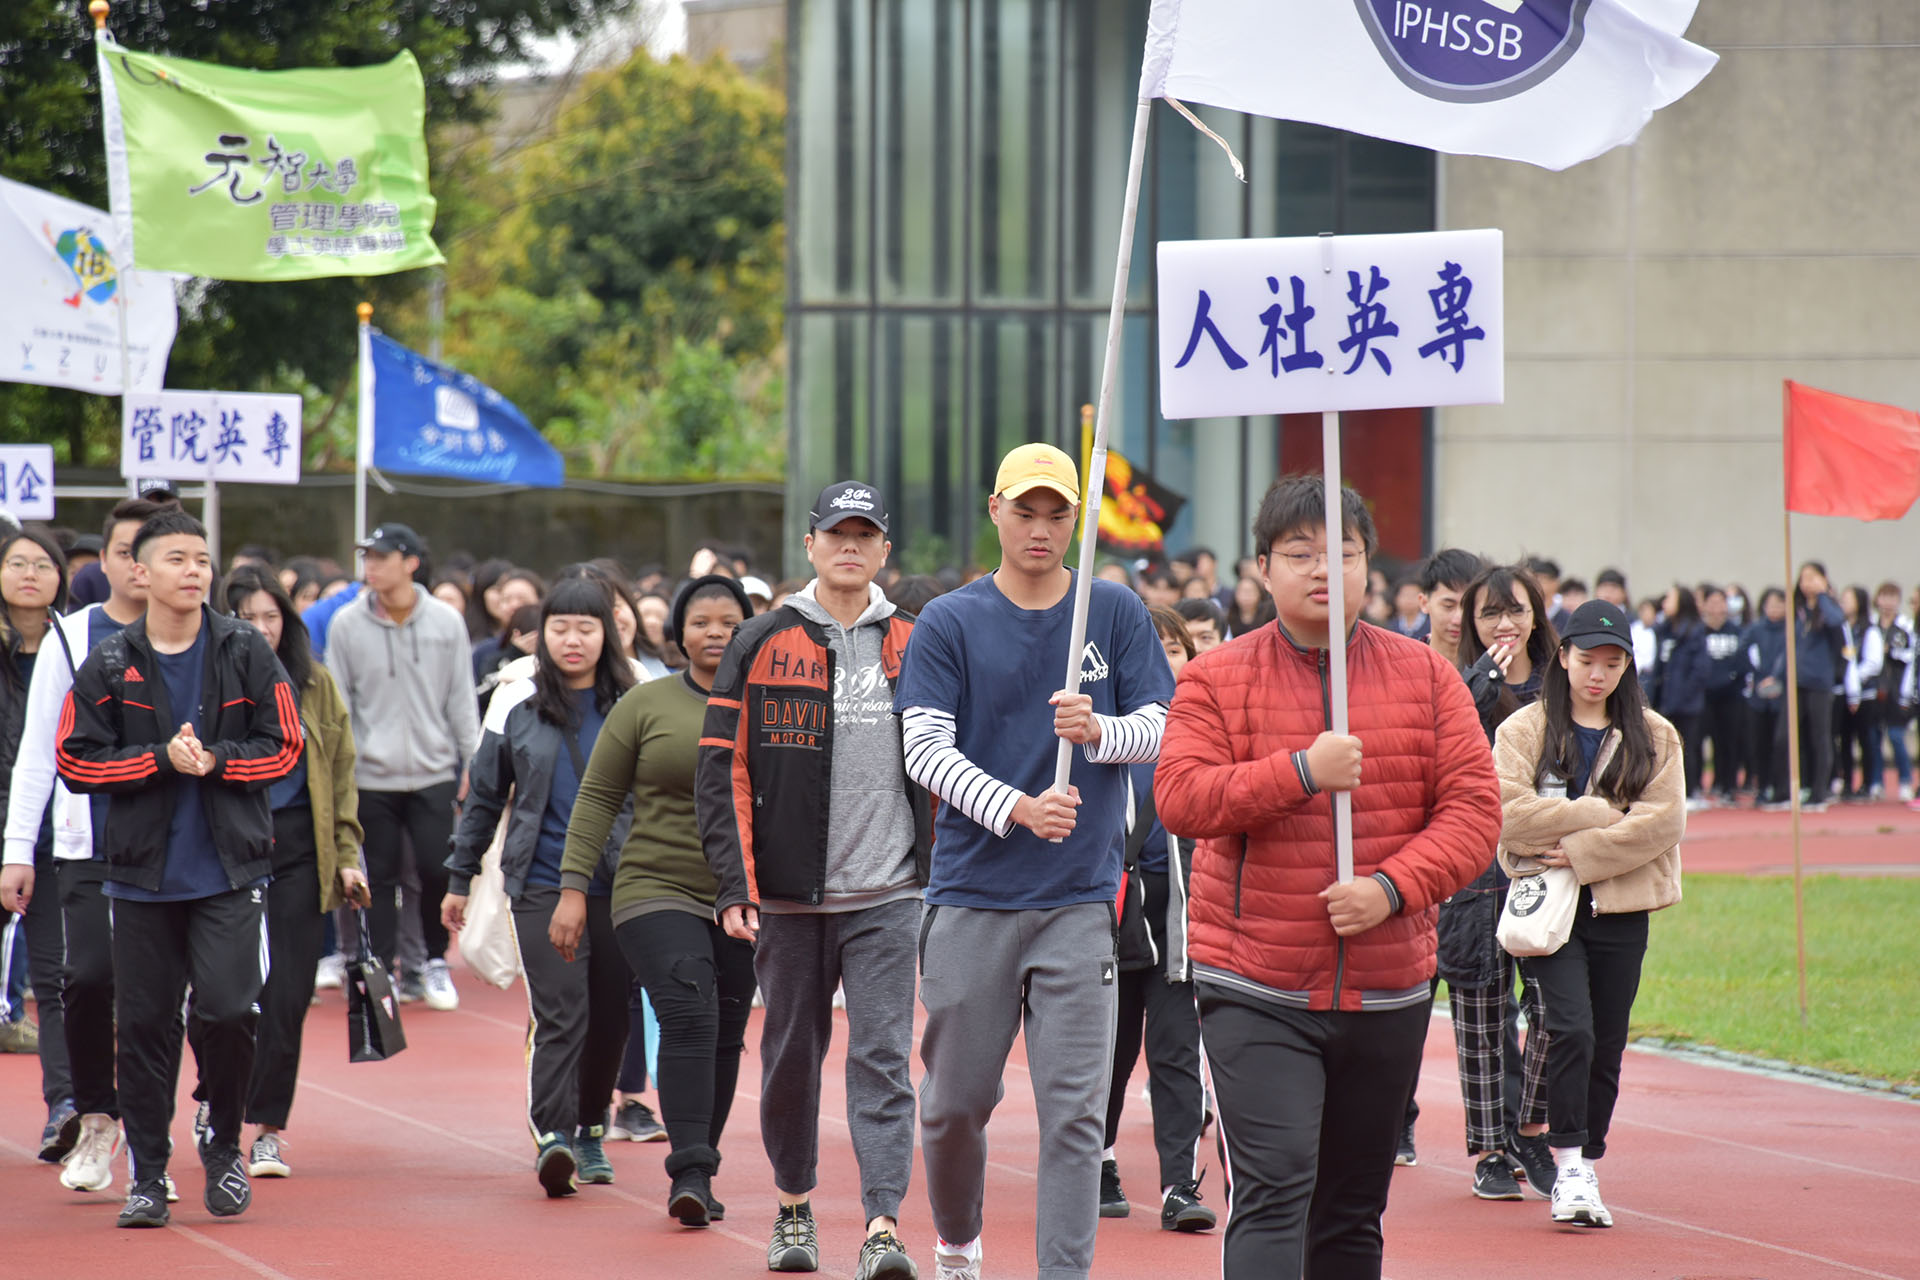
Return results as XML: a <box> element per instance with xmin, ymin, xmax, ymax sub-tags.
<box><xmin>1496</xmin><ymin>865</ymin><xmax>1579</xmax><ymax>957</ymax></box>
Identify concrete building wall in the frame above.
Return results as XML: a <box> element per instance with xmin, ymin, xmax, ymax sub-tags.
<box><xmin>1435</xmin><ymin>0</ymin><xmax>1920</xmax><ymax>602</ymax></box>
<box><xmin>685</xmin><ymin>0</ymin><xmax>784</xmax><ymax>70</ymax></box>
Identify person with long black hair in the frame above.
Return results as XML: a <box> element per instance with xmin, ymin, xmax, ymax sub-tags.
<box><xmin>0</xmin><ymin>525</ymin><xmax>71</xmax><ymax>1138</ymax></box>
<box><xmin>222</xmin><ymin>566</ymin><xmax>369</xmax><ymax>1179</ymax></box>
<box><xmin>1440</xmin><ymin>564</ymin><xmax>1557</xmax><ymax>1201</ymax></box>
<box><xmin>1775</xmin><ymin>562</ymin><xmax>1847</xmax><ymax>810</ymax></box>
<box><xmin>443</xmin><ymin>577</ymin><xmax>638</xmax><ymax>1197</ymax></box>
<box><xmin>1495</xmin><ymin>599</ymin><xmax>1685</xmax><ymax>1229</ymax></box>
<box><xmin>1837</xmin><ymin>585</ymin><xmax>1882</xmax><ymax>801</ymax></box>
<box><xmin>1744</xmin><ymin>588</ymin><xmax>1790</xmax><ymax>808</ymax></box>
<box><xmin>553</xmin><ymin>575</ymin><xmax>753</xmax><ymax>1225</ymax></box>
<box><xmin>1650</xmin><ymin>584</ymin><xmax>1711</xmax><ymax>809</ymax></box>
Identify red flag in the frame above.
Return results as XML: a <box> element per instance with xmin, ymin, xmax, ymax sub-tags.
<box><xmin>1784</xmin><ymin>380</ymin><xmax>1920</xmax><ymax>521</ymax></box>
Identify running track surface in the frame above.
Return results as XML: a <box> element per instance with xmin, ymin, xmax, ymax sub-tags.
<box><xmin>3</xmin><ymin>804</ymin><xmax>1915</xmax><ymax>1279</ymax></box>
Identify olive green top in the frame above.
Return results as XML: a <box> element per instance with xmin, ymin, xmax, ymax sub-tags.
<box><xmin>560</xmin><ymin>672</ymin><xmax>715</xmax><ymax>927</ymax></box>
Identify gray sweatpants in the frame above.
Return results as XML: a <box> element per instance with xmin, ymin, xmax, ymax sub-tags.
<box><xmin>756</xmin><ymin>897</ymin><xmax>919</xmax><ymax>1224</ymax></box>
<box><xmin>918</xmin><ymin>902</ymin><xmax>1118</xmax><ymax>1280</ymax></box>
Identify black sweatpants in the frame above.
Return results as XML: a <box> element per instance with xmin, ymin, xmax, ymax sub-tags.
<box><xmin>1518</xmin><ymin>894</ymin><xmax>1649</xmax><ymax>1160</ymax></box>
<box><xmin>614</xmin><ymin>909</ymin><xmax>755</xmax><ymax>1153</ymax></box>
<box><xmin>615</xmin><ymin>976</ymin><xmax>652</xmax><ymax>1094</ymax></box>
<box><xmin>1749</xmin><ymin>704</ymin><xmax>1783</xmax><ymax>798</ymax></box>
<box><xmin>246</xmin><ymin>807</ymin><xmax>325</xmax><ymax>1129</ymax></box>
<box><xmin>1702</xmin><ymin>689</ymin><xmax>1749</xmax><ymax>797</ymax></box>
<box><xmin>1668</xmin><ymin>710</ymin><xmax>1704</xmax><ymax>798</ymax></box>
<box><xmin>9</xmin><ymin>849</ymin><xmax>71</xmax><ymax>1108</ymax></box>
<box><xmin>514</xmin><ymin>886</ymin><xmax>630</xmax><ymax>1139</ymax></box>
<box><xmin>359</xmin><ymin>782</ymin><xmax>458</xmax><ymax>968</ymax></box>
<box><xmin>1104</xmin><ymin>871</ymin><xmax>1206</xmax><ymax>1191</ymax></box>
<box><xmin>1776</xmin><ymin>685</ymin><xmax>1835</xmax><ymax>800</ymax></box>
<box><xmin>57</xmin><ymin>859</ymin><xmax>118</xmax><ymax>1118</ymax></box>
<box><xmin>1197</xmin><ymin>988</ymin><xmax>1429</xmax><ymax>1280</ymax></box>
<box><xmin>113</xmin><ymin>886</ymin><xmax>266</xmax><ymax>1180</ymax></box>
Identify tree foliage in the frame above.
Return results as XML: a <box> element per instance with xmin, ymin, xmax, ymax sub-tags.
<box><xmin>0</xmin><ymin>0</ymin><xmax>634</xmax><ymax>460</ymax></box>
<box><xmin>430</xmin><ymin>46</ymin><xmax>787</xmax><ymax>480</ymax></box>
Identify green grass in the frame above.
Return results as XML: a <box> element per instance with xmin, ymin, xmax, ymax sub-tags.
<box><xmin>1631</xmin><ymin>874</ymin><xmax>1920</xmax><ymax>1085</ymax></box>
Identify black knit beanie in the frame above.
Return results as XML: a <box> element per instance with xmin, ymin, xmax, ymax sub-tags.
<box><xmin>670</xmin><ymin>574</ymin><xmax>754</xmax><ymax>658</ymax></box>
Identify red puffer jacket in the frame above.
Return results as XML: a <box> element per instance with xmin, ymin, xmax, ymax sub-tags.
<box><xmin>1157</xmin><ymin>621</ymin><xmax>1499</xmax><ymax>1012</ymax></box>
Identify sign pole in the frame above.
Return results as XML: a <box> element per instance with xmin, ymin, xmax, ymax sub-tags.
<box><xmin>203</xmin><ymin>478</ymin><xmax>220</xmax><ymax>568</ymax></box>
<box><xmin>1052</xmin><ymin>96</ymin><xmax>1153</xmax><ymax>795</ymax></box>
<box><xmin>1321</xmin><ymin>408</ymin><xmax>1354</xmax><ymax>884</ymax></box>
<box><xmin>355</xmin><ymin>301</ymin><xmax>373</xmax><ymax>557</ymax></box>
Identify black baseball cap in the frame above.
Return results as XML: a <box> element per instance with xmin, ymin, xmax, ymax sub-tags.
<box><xmin>809</xmin><ymin>481</ymin><xmax>889</xmax><ymax>533</ymax></box>
<box><xmin>356</xmin><ymin>523</ymin><xmax>428</xmax><ymax>557</ymax></box>
<box><xmin>1560</xmin><ymin>599</ymin><xmax>1632</xmax><ymax>652</ymax></box>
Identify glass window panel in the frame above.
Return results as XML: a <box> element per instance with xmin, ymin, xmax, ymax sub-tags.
<box><xmin>876</xmin><ymin>0</ymin><xmax>962</xmax><ymax>303</ymax></box>
<box><xmin>794</xmin><ymin>0</ymin><xmax>871</xmax><ymax>304</ymax></box>
<box><xmin>971</xmin><ymin>0</ymin><xmax>1060</xmax><ymax>304</ymax></box>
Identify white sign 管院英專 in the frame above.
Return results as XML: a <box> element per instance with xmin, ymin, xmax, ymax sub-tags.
<box><xmin>1157</xmin><ymin>229</ymin><xmax>1503</xmax><ymax>419</ymax></box>
<box><xmin>120</xmin><ymin>389</ymin><xmax>303</xmax><ymax>485</ymax></box>
<box><xmin>0</xmin><ymin>445</ymin><xmax>56</xmax><ymax>520</ymax></box>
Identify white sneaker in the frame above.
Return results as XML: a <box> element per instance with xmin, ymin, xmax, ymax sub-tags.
<box><xmin>249</xmin><ymin>1133</ymin><xmax>291</xmax><ymax>1178</ymax></box>
<box><xmin>933</xmin><ymin>1235</ymin><xmax>980</xmax><ymax>1280</ymax></box>
<box><xmin>1549</xmin><ymin>1164</ymin><xmax>1610</xmax><ymax>1228</ymax></box>
<box><xmin>60</xmin><ymin>1114</ymin><xmax>123</xmax><ymax>1192</ymax></box>
<box><xmin>314</xmin><ymin>954</ymin><xmax>347</xmax><ymax>991</ymax></box>
<box><xmin>421</xmin><ymin>958</ymin><xmax>460</xmax><ymax>1011</ymax></box>
<box><xmin>1899</xmin><ymin>783</ymin><xmax>1914</xmax><ymax>803</ymax></box>
<box><xmin>164</xmin><ymin>1173</ymin><xmax>180</xmax><ymax>1203</ymax></box>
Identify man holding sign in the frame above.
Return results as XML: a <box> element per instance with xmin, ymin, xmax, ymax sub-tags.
<box><xmin>1156</xmin><ymin>477</ymin><xmax>1498</xmax><ymax>1279</ymax></box>
<box><xmin>894</xmin><ymin>443</ymin><xmax>1173</xmax><ymax>1280</ymax></box>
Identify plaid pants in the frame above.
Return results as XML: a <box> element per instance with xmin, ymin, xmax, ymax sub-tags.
<box><xmin>1448</xmin><ymin>959</ymin><xmax>1547</xmax><ymax>1155</ymax></box>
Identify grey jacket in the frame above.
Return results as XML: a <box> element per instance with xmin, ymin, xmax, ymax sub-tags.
<box><xmin>326</xmin><ymin>585</ymin><xmax>481</xmax><ymax>792</ymax></box>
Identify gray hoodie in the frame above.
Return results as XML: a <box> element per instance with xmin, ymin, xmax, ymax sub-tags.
<box><xmin>773</xmin><ymin>580</ymin><xmax>919</xmax><ymax>913</ymax></box>
<box><xmin>326</xmin><ymin>584</ymin><xmax>481</xmax><ymax>791</ymax></box>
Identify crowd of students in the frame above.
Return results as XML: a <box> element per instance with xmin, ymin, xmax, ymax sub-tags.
<box><xmin>0</xmin><ymin>457</ymin><xmax>1892</xmax><ymax>1277</ymax></box>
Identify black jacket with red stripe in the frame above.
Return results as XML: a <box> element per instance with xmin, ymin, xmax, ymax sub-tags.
<box><xmin>696</xmin><ymin>604</ymin><xmax>932</xmax><ymax>913</ymax></box>
<box><xmin>56</xmin><ymin>606</ymin><xmax>302</xmax><ymax>894</ymax></box>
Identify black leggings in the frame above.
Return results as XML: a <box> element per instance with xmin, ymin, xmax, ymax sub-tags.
<box><xmin>247</xmin><ymin>807</ymin><xmax>326</xmax><ymax>1129</ymax></box>
<box><xmin>359</xmin><ymin>783</ymin><xmax>457</xmax><ymax>967</ymax></box>
<box><xmin>613</xmin><ymin>909</ymin><xmax>755</xmax><ymax>1153</ymax></box>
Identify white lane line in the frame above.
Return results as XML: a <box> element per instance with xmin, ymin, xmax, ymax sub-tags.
<box><xmin>299</xmin><ymin>1077</ymin><xmax>857</xmax><ymax>1280</ymax></box>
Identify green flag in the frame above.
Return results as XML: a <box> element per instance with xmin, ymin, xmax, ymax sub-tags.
<box><xmin>97</xmin><ymin>36</ymin><xmax>443</xmax><ymax>281</ymax></box>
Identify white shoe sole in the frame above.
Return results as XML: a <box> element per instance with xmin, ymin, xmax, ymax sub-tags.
<box><xmin>423</xmin><ymin>993</ymin><xmax>459</xmax><ymax>1011</ymax></box>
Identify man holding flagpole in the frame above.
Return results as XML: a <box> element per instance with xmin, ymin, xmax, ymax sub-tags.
<box><xmin>1156</xmin><ymin>476</ymin><xmax>1498</xmax><ymax>1279</ymax></box>
<box><xmin>893</xmin><ymin>443</ymin><xmax>1174</xmax><ymax>1280</ymax></box>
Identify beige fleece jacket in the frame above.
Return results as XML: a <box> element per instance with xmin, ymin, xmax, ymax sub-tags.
<box><xmin>1493</xmin><ymin>701</ymin><xmax>1684</xmax><ymax>916</ymax></box>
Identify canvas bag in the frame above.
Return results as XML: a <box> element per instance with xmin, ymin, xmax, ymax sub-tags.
<box><xmin>1497</xmin><ymin>865</ymin><xmax>1579</xmax><ymax>957</ymax></box>
<box><xmin>346</xmin><ymin>910</ymin><xmax>408</xmax><ymax>1062</ymax></box>
<box><xmin>458</xmin><ymin>814</ymin><xmax>522</xmax><ymax>990</ymax></box>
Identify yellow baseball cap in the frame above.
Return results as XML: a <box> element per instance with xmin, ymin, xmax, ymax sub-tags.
<box><xmin>994</xmin><ymin>442</ymin><xmax>1081</xmax><ymax>504</ymax></box>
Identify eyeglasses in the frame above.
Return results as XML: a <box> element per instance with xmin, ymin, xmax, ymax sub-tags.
<box><xmin>3</xmin><ymin>558</ymin><xmax>56</xmax><ymax>575</ymax></box>
<box><xmin>1273</xmin><ymin>548</ymin><xmax>1363</xmax><ymax>574</ymax></box>
<box><xmin>236</xmin><ymin>610</ymin><xmax>282</xmax><ymax>626</ymax></box>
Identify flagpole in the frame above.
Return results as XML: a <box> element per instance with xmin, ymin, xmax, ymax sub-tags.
<box><xmin>1052</xmin><ymin>96</ymin><xmax>1152</xmax><ymax>797</ymax></box>
<box><xmin>1782</xmin><ymin>385</ymin><xmax>1809</xmax><ymax>1026</ymax></box>
<box><xmin>355</xmin><ymin>302</ymin><xmax>373</xmax><ymax>556</ymax></box>
<box><xmin>90</xmin><ymin>0</ymin><xmax>138</xmax><ymax>498</ymax></box>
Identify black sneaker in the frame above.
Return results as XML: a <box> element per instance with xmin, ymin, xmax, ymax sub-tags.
<box><xmin>38</xmin><ymin>1099</ymin><xmax>79</xmax><ymax>1163</ymax></box>
<box><xmin>201</xmin><ymin>1144</ymin><xmax>252</xmax><ymax>1218</ymax></box>
<box><xmin>1472</xmin><ymin>1152</ymin><xmax>1523</xmax><ymax>1200</ymax></box>
<box><xmin>1098</xmin><ymin>1158</ymin><xmax>1129</xmax><ymax>1218</ymax></box>
<box><xmin>1507</xmin><ymin>1129</ymin><xmax>1556</xmax><ymax>1199</ymax></box>
<box><xmin>855</xmin><ymin>1227</ymin><xmax>918</xmax><ymax>1279</ymax></box>
<box><xmin>1394</xmin><ymin>1118</ymin><xmax>1418</xmax><ymax>1167</ymax></box>
<box><xmin>768</xmin><ymin>1203</ymin><xmax>818</xmax><ymax>1272</ymax></box>
<box><xmin>535</xmin><ymin>1132</ymin><xmax>578</xmax><ymax>1199</ymax></box>
<box><xmin>1161</xmin><ymin>1177</ymin><xmax>1218</xmax><ymax>1232</ymax></box>
<box><xmin>117</xmin><ymin>1178</ymin><xmax>171</xmax><ymax>1228</ymax></box>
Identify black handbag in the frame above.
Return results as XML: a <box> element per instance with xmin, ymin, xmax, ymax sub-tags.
<box><xmin>345</xmin><ymin>909</ymin><xmax>408</xmax><ymax>1062</ymax></box>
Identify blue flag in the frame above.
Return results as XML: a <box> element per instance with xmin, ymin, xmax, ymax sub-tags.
<box><xmin>367</xmin><ymin>332</ymin><xmax>562</xmax><ymax>487</ymax></box>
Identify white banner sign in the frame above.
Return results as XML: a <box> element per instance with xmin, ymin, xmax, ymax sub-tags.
<box><xmin>121</xmin><ymin>389</ymin><xmax>302</xmax><ymax>485</ymax></box>
<box><xmin>0</xmin><ymin>446</ymin><xmax>55</xmax><ymax>520</ymax></box>
<box><xmin>0</xmin><ymin>175</ymin><xmax>178</xmax><ymax>396</ymax></box>
<box><xmin>1157</xmin><ymin>229</ymin><xmax>1503</xmax><ymax>420</ymax></box>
